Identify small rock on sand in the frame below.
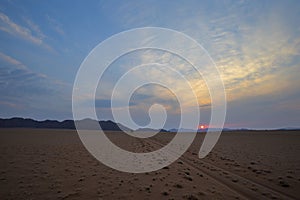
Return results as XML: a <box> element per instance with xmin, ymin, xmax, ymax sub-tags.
<box><xmin>279</xmin><ymin>180</ymin><xmax>290</xmax><ymax>187</ymax></box>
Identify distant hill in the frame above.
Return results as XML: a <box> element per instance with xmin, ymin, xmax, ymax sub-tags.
<box><xmin>135</xmin><ymin>128</ymin><xmax>169</xmax><ymax>133</ymax></box>
<box><xmin>169</xmin><ymin>128</ymin><xmax>196</xmax><ymax>133</ymax></box>
<box><xmin>168</xmin><ymin>127</ymin><xmax>300</xmax><ymax>132</ymax></box>
<box><xmin>0</xmin><ymin>117</ymin><xmax>131</xmax><ymax>131</ymax></box>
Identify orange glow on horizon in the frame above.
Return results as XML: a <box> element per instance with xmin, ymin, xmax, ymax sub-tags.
<box><xmin>199</xmin><ymin>125</ymin><xmax>206</xmax><ymax>129</ymax></box>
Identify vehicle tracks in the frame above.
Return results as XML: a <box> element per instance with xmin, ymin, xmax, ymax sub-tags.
<box><xmin>146</xmin><ymin>138</ymin><xmax>296</xmax><ymax>200</ymax></box>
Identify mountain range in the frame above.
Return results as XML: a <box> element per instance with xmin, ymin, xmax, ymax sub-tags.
<box><xmin>0</xmin><ymin>118</ymin><xmax>299</xmax><ymax>132</ymax></box>
<box><xmin>0</xmin><ymin>117</ymin><xmax>130</xmax><ymax>131</ymax></box>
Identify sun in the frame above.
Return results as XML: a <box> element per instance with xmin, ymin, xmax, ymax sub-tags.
<box><xmin>199</xmin><ymin>125</ymin><xmax>205</xmax><ymax>129</ymax></box>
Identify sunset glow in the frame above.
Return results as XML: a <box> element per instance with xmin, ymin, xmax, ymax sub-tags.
<box><xmin>199</xmin><ymin>125</ymin><xmax>206</xmax><ymax>129</ymax></box>
<box><xmin>0</xmin><ymin>0</ymin><xmax>299</xmax><ymax>129</ymax></box>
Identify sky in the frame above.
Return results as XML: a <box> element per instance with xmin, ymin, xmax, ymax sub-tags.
<box><xmin>0</xmin><ymin>0</ymin><xmax>299</xmax><ymax>129</ymax></box>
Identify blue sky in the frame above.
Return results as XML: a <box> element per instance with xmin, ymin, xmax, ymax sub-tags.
<box><xmin>0</xmin><ymin>0</ymin><xmax>299</xmax><ymax>129</ymax></box>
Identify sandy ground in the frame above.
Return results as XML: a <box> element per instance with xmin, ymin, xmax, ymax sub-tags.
<box><xmin>0</xmin><ymin>128</ymin><xmax>299</xmax><ymax>200</ymax></box>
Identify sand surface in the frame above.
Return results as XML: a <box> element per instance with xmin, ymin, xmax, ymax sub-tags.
<box><xmin>0</xmin><ymin>129</ymin><xmax>299</xmax><ymax>199</ymax></box>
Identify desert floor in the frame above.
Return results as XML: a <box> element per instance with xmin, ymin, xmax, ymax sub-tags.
<box><xmin>0</xmin><ymin>129</ymin><xmax>299</xmax><ymax>199</ymax></box>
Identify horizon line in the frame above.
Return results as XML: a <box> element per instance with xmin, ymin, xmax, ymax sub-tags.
<box><xmin>0</xmin><ymin>116</ymin><xmax>299</xmax><ymax>131</ymax></box>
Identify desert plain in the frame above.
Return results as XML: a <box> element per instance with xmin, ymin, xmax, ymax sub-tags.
<box><xmin>0</xmin><ymin>128</ymin><xmax>299</xmax><ymax>199</ymax></box>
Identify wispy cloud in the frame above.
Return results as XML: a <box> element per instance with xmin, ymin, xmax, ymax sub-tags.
<box><xmin>23</xmin><ymin>17</ymin><xmax>46</xmax><ymax>40</ymax></box>
<box><xmin>0</xmin><ymin>52</ymin><xmax>26</xmax><ymax>69</ymax></box>
<box><xmin>46</xmin><ymin>15</ymin><xmax>65</xmax><ymax>36</ymax></box>
<box><xmin>209</xmin><ymin>3</ymin><xmax>300</xmax><ymax>101</ymax></box>
<box><xmin>0</xmin><ymin>51</ymin><xmax>50</xmax><ymax>96</ymax></box>
<box><xmin>0</xmin><ymin>51</ymin><xmax>71</xmax><ymax>119</ymax></box>
<box><xmin>0</xmin><ymin>12</ymin><xmax>52</xmax><ymax>51</ymax></box>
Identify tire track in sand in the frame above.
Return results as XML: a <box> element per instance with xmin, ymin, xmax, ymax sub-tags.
<box><xmin>146</xmin><ymin>138</ymin><xmax>296</xmax><ymax>200</ymax></box>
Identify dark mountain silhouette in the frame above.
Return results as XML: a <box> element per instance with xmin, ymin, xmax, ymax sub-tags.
<box><xmin>0</xmin><ymin>117</ymin><xmax>132</xmax><ymax>131</ymax></box>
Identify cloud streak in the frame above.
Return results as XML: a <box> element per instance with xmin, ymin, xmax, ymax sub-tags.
<box><xmin>0</xmin><ymin>51</ymin><xmax>71</xmax><ymax>119</ymax></box>
<box><xmin>46</xmin><ymin>15</ymin><xmax>65</xmax><ymax>36</ymax></box>
<box><xmin>0</xmin><ymin>52</ymin><xmax>26</xmax><ymax>69</ymax></box>
<box><xmin>0</xmin><ymin>12</ymin><xmax>52</xmax><ymax>51</ymax></box>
